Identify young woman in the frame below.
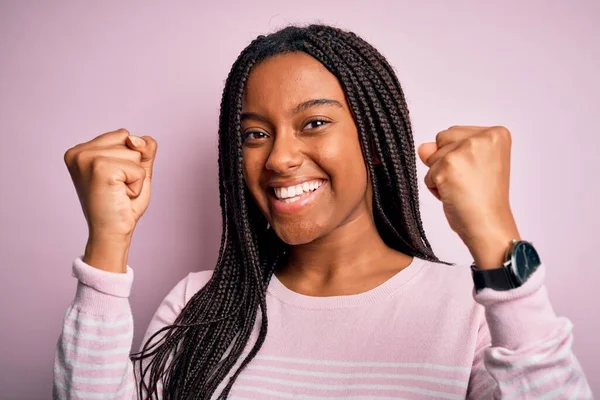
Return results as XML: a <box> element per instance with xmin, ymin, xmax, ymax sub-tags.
<box><xmin>54</xmin><ymin>24</ymin><xmax>591</xmax><ymax>399</ymax></box>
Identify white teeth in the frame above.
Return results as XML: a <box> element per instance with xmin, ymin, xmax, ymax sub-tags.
<box><xmin>273</xmin><ymin>180</ymin><xmax>323</xmax><ymax>200</ymax></box>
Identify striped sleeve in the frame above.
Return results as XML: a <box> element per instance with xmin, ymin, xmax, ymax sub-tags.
<box><xmin>53</xmin><ymin>256</ymin><xmax>136</xmax><ymax>399</ymax></box>
<box><xmin>53</xmin><ymin>257</ymin><xmax>199</xmax><ymax>400</ymax></box>
<box><xmin>467</xmin><ymin>264</ymin><xmax>593</xmax><ymax>399</ymax></box>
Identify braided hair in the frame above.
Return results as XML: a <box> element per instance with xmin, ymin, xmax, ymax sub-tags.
<box><xmin>131</xmin><ymin>23</ymin><xmax>440</xmax><ymax>399</ymax></box>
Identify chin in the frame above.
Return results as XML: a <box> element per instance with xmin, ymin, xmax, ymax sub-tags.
<box><xmin>272</xmin><ymin>220</ymin><xmax>326</xmax><ymax>245</ymax></box>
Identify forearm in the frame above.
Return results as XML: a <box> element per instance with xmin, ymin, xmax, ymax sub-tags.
<box><xmin>53</xmin><ymin>257</ymin><xmax>138</xmax><ymax>399</ymax></box>
<box><xmin>470</xmin><ymin>265</ymin><xmax>592</xmax><ymax>398</ymax></box>
<box><xmin>84</xmin><ymin>232</ymin><xmax>133</xmax><ymax>274</ymax></box>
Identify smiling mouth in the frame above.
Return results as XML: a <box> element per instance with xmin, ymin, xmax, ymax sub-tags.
<box><xmin>270</xmin><ymin>179</ymin><xmax>326</xmax><ymax>204</ymax></box>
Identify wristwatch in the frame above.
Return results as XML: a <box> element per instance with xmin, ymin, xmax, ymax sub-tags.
<box><xmin>471</xmin><ymin>240</ymin><xmax>542</xmax><ymax>292</ymax></box>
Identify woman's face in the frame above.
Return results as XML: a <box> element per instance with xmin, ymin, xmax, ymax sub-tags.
<box><xmin>241</xmin><ymin>52</ymin><xmax>371</xmax><ymax>245</ymax></box>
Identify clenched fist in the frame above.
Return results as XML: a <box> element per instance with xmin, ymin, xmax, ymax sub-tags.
<box><xmin>64</xmin><ymin>128</ymin><xmax>158</xmax><ymax>272</ymax></box>
<box><xmin>418</xmin><ymin>126</ymin><xmax>521</xmax><ymax>270</ymax></box>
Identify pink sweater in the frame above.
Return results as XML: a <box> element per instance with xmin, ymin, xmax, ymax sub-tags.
<box><xmin>53</xmin><ymin>256</ymin><xmax>592</xmax><ymax>399</ymax></box>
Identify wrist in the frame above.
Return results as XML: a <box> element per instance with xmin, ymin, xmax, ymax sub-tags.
<box><xmin>84</xmin><ymin>233</ymin><xmax>132</xmax><ymax>274</ymax></box>
<box><xmin>467</xmin><ymin>229</ymin><xmax>521</xmax><ymax>271</ymax></box>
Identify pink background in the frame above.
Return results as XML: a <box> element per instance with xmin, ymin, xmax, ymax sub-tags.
<box><xmin>1</xmin><ymin>1</ymin><xmax>598</xmax><ymax>398</ymax></box>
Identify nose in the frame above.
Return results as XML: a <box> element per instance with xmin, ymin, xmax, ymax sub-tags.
<box><xmin>265</xmin><ymin>131</ymin><xmax>303</xmax><ymax>174</ymax></box>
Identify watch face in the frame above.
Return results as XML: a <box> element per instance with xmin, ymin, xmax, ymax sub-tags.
<box><xmin>513</xmin><ymin>241</ymin><xmax>542</xmax><ymax>282</ymax></box>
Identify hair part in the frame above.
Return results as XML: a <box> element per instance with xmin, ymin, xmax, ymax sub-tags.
<box><xmin>131</xmin><ymin>23</ymin><xmax>440</xmax><ymax>399</ymax></box>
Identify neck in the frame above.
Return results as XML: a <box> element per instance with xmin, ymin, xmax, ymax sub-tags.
<box><xmin>277</xmin><ymin>207</ymin><xmax>412</xmax><ymax>295</ymax></box>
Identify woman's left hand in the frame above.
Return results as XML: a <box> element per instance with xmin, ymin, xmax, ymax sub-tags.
<box><xmin>418</xmin><ymin>125</ymin><xmax>521</xmax><ymax>270</ymax></box>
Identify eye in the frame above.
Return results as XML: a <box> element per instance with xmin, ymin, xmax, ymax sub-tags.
<box><xmin>242</xmin><ymin>130</ymin><xmax>269</xmax><ymax>143</ymax></box>
<box><xmin>303</xmin><ymin>118</ymin><xmax>330</xmax><ymax>130</ymax></box>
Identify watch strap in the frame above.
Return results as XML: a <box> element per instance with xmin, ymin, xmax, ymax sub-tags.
<box><xmin>471</xmin><ymin>261</ymin><xmax>517</xmax><ymax>292</ymax></box>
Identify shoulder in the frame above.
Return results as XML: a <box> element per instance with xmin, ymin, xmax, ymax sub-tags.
<box><xmin>418</xmin><ymin>258</ymin><xmax>473</xmax><ymax>285</ymax></box>
<box><xmin>181</xmin><ymin>269</ymin><xmax>215</xmax><ymax>304</ymax></box>
<box><xmin>413</xmin><ymin>257</ymin><xmax>479</xmax><ymax>306</ymax></box>
<box><xmin>409</xmin><ymin>258</ymin><xmax>488</xmax><ymax>333</ymax></box>
<box><xmin>140</xmin><ymin>269</ymin><xmax>216</xmax><ymax>349</ymax></box>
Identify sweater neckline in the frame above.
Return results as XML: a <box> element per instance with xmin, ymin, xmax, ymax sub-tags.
<box><xmin>266</xmin><ymin>257</ymin><xmax>426</xmax><ymax>309</ymax></box>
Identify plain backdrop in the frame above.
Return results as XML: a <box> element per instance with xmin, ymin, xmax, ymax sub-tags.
<box><xmin>0</xmin><ymin>1</ymin><xmax>598</xmax><ymax>398</ymax></box>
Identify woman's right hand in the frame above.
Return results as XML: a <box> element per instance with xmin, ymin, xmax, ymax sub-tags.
<box><xmin>63</xmin><ymin>128</ymin><xmax>158</xmax><ymax>272</ymax></box>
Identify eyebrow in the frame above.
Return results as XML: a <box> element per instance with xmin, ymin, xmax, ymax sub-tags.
<box><xmin>240</xmin><ymin>98</ymin><xmax>343</xmax><ymax>123</ymax></box>
<box><xmin>291</xmin><ymin>98</ymin><xmax>343</xmax><ymax>114</ymax></box>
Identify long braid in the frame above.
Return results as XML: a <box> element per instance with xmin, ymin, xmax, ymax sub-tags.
<box><xmin>342</xmin><ymin>31</ymin><xmax>435</xmax><ymax>251</ymax></box>
<box><xmin>298</xmin><ymin>38</ymin><xmax>407</xmax><ymax>255</ymax></box>
<box><xmin>327</xmin><ymin>27</ymin><xmax>437</xmax><ymax>259</ymax></box>
<box><xmin>211</xmin><ymin>55</ymin><xmax>272</xmax><ymax>398</ymax></box>
<box><xmin>131</xmin><ymin>24</ymin><xmax>442</xmax><ymax>399</ymax></box>
<box><xmin>330</xmin><ymin>33</ymin><xmax>427</xmax><ymax>256</ymax></box>
<box><xmin>303</xmin><ymin>28</ymin><xmax>434</xmax><ymax>259</ymax></box>
<box><xmin>303</xmin><ymin>33</ymin><xmax>410</xmax><ymax>250</ymax></box>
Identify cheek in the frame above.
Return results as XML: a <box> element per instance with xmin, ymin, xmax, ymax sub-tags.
<box><xmin>318</xmin><ymin>131</ymin><xmax>367</xmax><ymax>194</ymax></box>
<box><xmin>242</xmin><ymin>152</ymin><xmax>266</xmax><ymax>198</ymax></box>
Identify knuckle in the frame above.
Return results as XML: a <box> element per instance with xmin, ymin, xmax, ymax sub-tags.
<box><xmin>424</xmin><ymin>170</ymin><xmax>432</xmax><ymax>182</ymax></box>
<box><xmin>72</xmin><ymin>148</ymin><xmax>91</xmax><ymax>167</ymax></box>
<box><xmin>493</xmin><ymin>125</ymin><xmax>510</xmax><ymax>135</ymax></box>
<box><xmin>64</xmin><ymin>143</ymin><xmax>83</xmax><ymax>166</ymax></box>
<box><xmin>63</xmin><ymin>148</ymin><xmax>73</xmax><ymax>165</ymax></box>
<box><xmin>464</xmin><ymin>137</ymin><xmax>480</xmax><ymax>152</ymax></box>
<box><xmin>70</xmin><ymin>150</ymin><xmax>83</xmax><ymax>168</ymax></box>
<box><xmin>431</xmin><ymin>172</ymin><xmax>444</xmax><ymax>186</ymax></box>
<box><xmin>90</xmin><ymin>156</ymin><xmax>110</xmax><ymax>175</ymax></box>
<box><xmin>442</xmin><ymin>153</ymin><xmax>458</xmax><ymax>169</ymax></box>
<box><xmin>435</xmin><ymin>130</ymin><xmax>445</xmax><ymax>144</ymax></box>
<box><xmin>490</xmin><ymin>126</ymin><xmax>511</xmax><ymax>142</ymax></box>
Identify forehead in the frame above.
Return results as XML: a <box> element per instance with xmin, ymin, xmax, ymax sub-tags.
<box><xmin>243</xmin><ymin>52</ymin><xmax>346</xmax><ymax>113</ymax></box>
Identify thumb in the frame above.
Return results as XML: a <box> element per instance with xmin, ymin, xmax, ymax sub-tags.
<box><xmin>127</xmin><ymin>135</ymin><xmax>157</xmax><ymax>179</ymax></box>
<box><xmin>127</xmin><ymin>135</ymin><xmax>146</xmax><ymax>149</ymax></box>
<box><xmin>417</xmin><ymin>142</ymin><xmax>438</xmax><ymax>166</ymax></box>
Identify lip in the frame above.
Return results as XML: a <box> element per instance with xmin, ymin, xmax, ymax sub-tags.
<box><xmin>268</xmin><ymin>180</ymin><xmax>327</xmax><ymax>214</ymax></box>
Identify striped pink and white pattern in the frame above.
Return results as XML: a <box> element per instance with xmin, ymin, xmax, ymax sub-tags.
<box><xmin>53</xmin><ymin>256</ymin><xmax>593</xmax><ymax>399</ymax></box>
<box><xmin>54</xmin><ymin>305</ymin><xmax>136</xmax><ymax>398</ymax></box>
<box><xmin>223</xmin><ymin>355</ymin><xmax>472</xmax><ymax>399</ymax></box>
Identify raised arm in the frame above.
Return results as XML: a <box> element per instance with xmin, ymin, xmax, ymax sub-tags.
<box><xmin>467</xmin><ymin>265</ymin><xmax>592</xmax><ymax>399</ymax></box>
<box><xmin>53</xmin><ymin>256</ymin><xmax>203</xmax><ymax>399</ymax></box>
